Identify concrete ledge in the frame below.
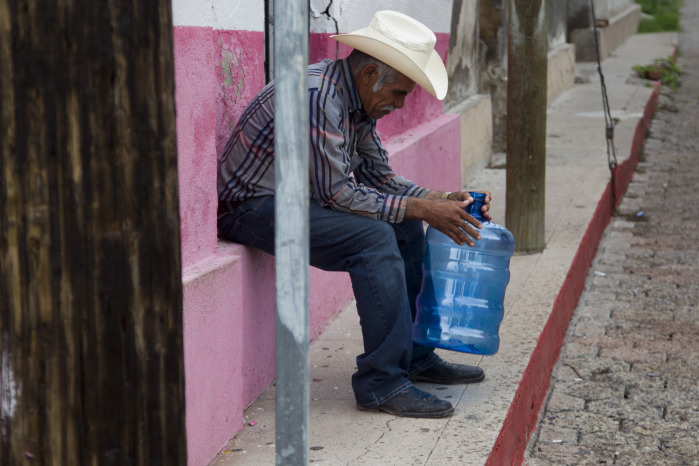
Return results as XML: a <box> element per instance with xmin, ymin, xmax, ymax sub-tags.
<box><xmin>447</xmin><ymin>94</ymin><xmax>493</xmax><ymax>184</ymax></box>
<box><xmin>183</xmin><ymin>242</ymin><xmax>275</xmax><ymax>466</ymax></box>
<box><xmin>184</xmin><ymin>241</ymin><xmax>358</xmax><ymax>465</ymax></box>
<box><xmin>548</xmin><ymin>43</ymin><xmax>576</xmax><ymax>106</ymax></box>
<box><xmin>571</xmin><ymin>4</ymin><xmax>642</xmax><ymax>61</ymax></box>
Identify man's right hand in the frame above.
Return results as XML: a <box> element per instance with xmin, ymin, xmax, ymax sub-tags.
<box><xmin>405</xmin><ymin>197</ymin><xmax>482</xmax><ymax>247</ymax></box>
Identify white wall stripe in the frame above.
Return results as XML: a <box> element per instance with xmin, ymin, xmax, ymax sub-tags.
<box><xmin>172</xmin><ymin>0</ymin><xmax>265</xmax><ymax>31</ymax></box>
<box><xmin>310</xmin><ymin>0</ymin><xmax>453</xmax><ymax>34</ymax></box>
<box><xmin>171</xmin><ymin>0</ymin><xmax>452</xmax><ymax>34</ymax></box>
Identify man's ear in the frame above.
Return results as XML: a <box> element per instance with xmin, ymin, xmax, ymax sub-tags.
<box><xmin>360</xmin><ymin>64</ymin><xmax>379</xmax><ymax>87</ymax></box>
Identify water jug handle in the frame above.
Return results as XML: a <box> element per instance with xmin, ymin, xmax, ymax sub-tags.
<box><xmin>466</xmin><ymin>192</ymin><xmax>486</xmax><ymax>220</ymax></box>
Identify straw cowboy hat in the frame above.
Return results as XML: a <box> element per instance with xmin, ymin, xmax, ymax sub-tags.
<box><xmin>331</xmin><ymin>10</ymin><xmax>448</xmax><ymax>100</ymax></box>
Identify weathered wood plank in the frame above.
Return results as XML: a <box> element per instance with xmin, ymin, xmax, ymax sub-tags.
<box><xmin>0</xmin><ymin>1</ymin><xmax>186</xmax><ymax>464</ymax></box>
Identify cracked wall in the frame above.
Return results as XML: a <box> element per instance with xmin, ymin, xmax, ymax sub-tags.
<box><xmin>215</xmin><ymin>32</ymin><xmax>265</xmax><ymax>157</ymax></box>
<box><xmin>309</xmin><ymin>0</ymin><xmax>453</xmax><ymax>35</ymax></box>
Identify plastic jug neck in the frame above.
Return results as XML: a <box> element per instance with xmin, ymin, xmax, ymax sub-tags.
<box><xmin>466</xmin><ymin>192</ymin><xmax>486</xmax><ymax>221</ymax></box>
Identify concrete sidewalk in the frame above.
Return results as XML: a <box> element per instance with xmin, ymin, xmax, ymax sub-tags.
<box><xmin>209</xmin><ymin>31</ymin><xmax>679</xmax><ymax>465</ymax></box>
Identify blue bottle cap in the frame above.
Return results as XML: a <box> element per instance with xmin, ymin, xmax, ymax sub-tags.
<box><xmin>466</xmin><ymin>192</ymin><xmax>486</xmax><ymax>220</ymax></box>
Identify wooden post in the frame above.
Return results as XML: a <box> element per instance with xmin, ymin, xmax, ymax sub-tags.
<box><xmin>0</xmin><ymin>1</ymin><xmax>186</xmax><ymax>464</ymax></box>
<box><xmin>506</xmin><ymin>0</ymin><xmax>548</xmax><ymax>252</ymax></box>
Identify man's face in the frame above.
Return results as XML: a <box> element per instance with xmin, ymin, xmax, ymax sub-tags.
<box><xmin>359</xmin><ymin>69</ymin><xmax>416</xmax><ymax>120</ymax></box>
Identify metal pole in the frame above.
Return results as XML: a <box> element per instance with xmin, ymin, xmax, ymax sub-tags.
<box><xmin>505</xmin><ymin>0</ymin><xmax>548</xmax><ymax>252</ymax></box>
<box><xmin>273</xmin><ymin>0</ymin><xmax>309</xmax><ymax>464</ymax></box>
<box><xmin>265</xmin><ymin>0</ymin><xmax>275</xmax><ymax>83</ymax></box>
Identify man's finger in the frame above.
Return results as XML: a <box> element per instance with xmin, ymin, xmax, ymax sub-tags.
<box><xmin>460</xmin><ymin>224</ymin><xmax>481</xmax><ymax>242</ymax></box>
<box><xmin>460</xmin><ymin>213</ymin><xmax>482</xmax><ymax>230</ymax></box>
<box><xmin>452</xmin><ymin>230</ymin><xmax>474</xmax><ymax>247</ymax></box>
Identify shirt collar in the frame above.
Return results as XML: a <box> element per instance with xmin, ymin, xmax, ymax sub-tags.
<box><xmin>340</xmin><ymin>56</ymin><xmax>362</xmax><ymax>114</ymax></box>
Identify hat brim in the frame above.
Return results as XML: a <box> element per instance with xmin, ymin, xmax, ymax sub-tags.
<box><xmin>332</xmin><ymin>31</ymin><xmax>448</xmax><ymax>100</ymax></box>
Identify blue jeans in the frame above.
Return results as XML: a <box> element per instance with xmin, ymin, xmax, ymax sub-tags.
<box><xmin>217</xmin><ymin>196</ymin><xmax>438</xmax><ymax>408</ymax></box>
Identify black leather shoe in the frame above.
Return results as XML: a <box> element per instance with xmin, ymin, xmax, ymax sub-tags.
<box><xmin>359</xmin><ymin>386</ymin><xmax>454</xmax><ymax>418</ymax></box>
<box><xmin>412</xmin><ymin>359</ymin><xmax>485</xmax><ymax>385</ymax></box>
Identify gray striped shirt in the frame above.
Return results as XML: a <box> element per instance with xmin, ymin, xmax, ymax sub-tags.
<box><xmin>217</xmin><ymin>57</ymin><xmax>429</xmax><ymax>223</ymax></box>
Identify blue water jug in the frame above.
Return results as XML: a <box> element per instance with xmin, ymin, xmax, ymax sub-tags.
<box><xmin>413</xmin><ymin>192</ymin><xmax>515</xmax><ymax>355</ymax></box>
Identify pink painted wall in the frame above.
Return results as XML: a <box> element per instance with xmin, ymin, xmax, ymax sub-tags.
<box><xmin>174</xmin><ymin>26</ymin><xmax>219</xmax><ymax>268</ymax></box>
<box><xmin>174</xmin><ymin>26</ymin><xmax>272</xmax><ymax>466</ymax></box>
<box><xmin>214</xmin><ymin>31</ymin><xmax>268</xmax><ymax>159</ymax></box>
<box><xmin>174</xmin><ymin>27</ymin><xmax>266</xmax><ymax>267</ymax></box>
<box><xmin>386</xmin><ymin>113</ymin><xmax>462</xmax><ymax>193</ymax></box>
<box><xmin>182</xmin><ymin>247</ymin><xmax>248</xmax><ymax>466</ymax></box>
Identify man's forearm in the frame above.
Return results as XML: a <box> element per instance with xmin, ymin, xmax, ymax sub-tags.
<box><xmin>423</xmin><ymin>190</ymin><xmax>451</xmax><ymax>201</ymax></box>
<box><xmin>404</xmin><ymin>196</ymin><xmax>431</xmax><ymax>220</ymax></box>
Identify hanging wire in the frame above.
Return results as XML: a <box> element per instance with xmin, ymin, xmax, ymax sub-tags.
<box><xmin>590</xmin><ymin>0</ymin><xmax>619</xmax><ymax>210</ymax></box>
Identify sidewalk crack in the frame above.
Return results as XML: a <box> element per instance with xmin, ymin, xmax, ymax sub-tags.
<box><xmin>563</xmin><ymin>362</ymin><xmax>584</xmax><ymax>379</ymax></box>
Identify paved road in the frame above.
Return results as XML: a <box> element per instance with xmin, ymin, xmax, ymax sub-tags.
<box><xmin>526</xmin><ymin>3</ymin><xmax>699</xmax><ymax>465</ymax></box>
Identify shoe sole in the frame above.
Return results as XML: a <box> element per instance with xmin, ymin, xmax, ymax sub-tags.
<box><xmin>359</xmin><ymin>405</ymin><xmax>455</xmax><ymax>419</ymax></box>
<box><xmin>412</xmin><ymin>372</ymin><xmax>485</xmax><ymax>385</ymax></box>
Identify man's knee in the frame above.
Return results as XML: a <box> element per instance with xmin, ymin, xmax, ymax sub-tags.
<box><xmin>392</xmin><ymin>219</ymin><xmax>426</xmax><ymax>249</ymax></box>
<box><xmin>400</xmin><ymin>219</ymin><xmax>425</xmax><ymax>240</ymax></box>
<box><xmin>358</xmin><ymin>220</ymin><xmax>401</xmax><ymax>250</ymax></box>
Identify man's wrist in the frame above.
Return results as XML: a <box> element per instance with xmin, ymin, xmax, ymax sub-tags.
<box><xmin>405</xmin><ymin>196</ymin><xmax>429</xmax><ymax>220</ymax></box>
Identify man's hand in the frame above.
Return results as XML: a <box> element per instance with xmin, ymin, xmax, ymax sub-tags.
<box><xmin>406</xmin><ymin>197</ymin><xmax>480</xmax><ymax>246</ymax></box>
<box><xmin>447</xmin><ymin>191</ymin><xmax>492</xmax><ymax>221</ymax></box>
<box><xmin>408</xmin><ymin>190</ymin><xmax>492</xmax><ymax>247</ymax></box>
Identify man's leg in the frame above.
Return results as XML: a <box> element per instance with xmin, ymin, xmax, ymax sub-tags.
<box><xmin>217</xmin><ymin>197</ymin><xmax>481</xmax><ymax>415</ymax></box>
<box><xmin>388</xmin><ymin>220</ymin><xmax>439</xmax><ymax>375</ymax></box>
<box><xmin>303</xmin><ymin>204</ymin><xmax>417</xmax><ymax>409</ymax></box>
<box><xmin>218</xmin><ymin>197</ymin><xmax>414</xmax><ymax>408</ymax></box>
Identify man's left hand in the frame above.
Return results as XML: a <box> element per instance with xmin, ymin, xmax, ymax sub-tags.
<box><xmin>437</xmin><ymin>190</ymin><xmax>492</xmax><ymax>221</ymax></box>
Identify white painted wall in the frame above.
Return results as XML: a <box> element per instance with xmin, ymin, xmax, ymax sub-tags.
<box><xmin>310</xmin><ymin>0</ymin><xmax>453</xmax><ymax>34</ymax></box>
<box><xmin>171</xmin><ymin>0</ymin><xmax>265</xmax><ymax>30</ymax></box>
<box><xmin>171</xmin><ymin>0</ymin><xmax>452</xmax><ymax>34</ymax></box>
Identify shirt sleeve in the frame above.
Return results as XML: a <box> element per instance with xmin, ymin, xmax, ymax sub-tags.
<box><xmin>308</xmin><ymin>88</ymin><xmax>428</xmax><ymax>223</ymax></box>
<box><xmin>353</xmin><ymin>124</ymin><xmax>430</xmax><ymax>201</ymax></box>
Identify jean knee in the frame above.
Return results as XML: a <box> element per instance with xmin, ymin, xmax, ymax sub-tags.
<box><xmin>360</xmin><ymin>221</ymin><xmax>402</xmax><ymax>253</ymax></box>
<box><xmin>401</xmin><ymin>219</ymin><xmax>426</xmax><ymax>244</ymax></box>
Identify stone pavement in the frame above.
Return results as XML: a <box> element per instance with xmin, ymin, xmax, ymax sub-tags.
<box><xmin>526</xmin><ymin>3</ymin><xmax>699</xmax><ymax>465</ymax></box>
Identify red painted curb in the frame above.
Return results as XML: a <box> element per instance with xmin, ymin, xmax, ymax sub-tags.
<box><xmin>485</xmin><ymin>82</ymin><xmax>661</xmax><ymax>466</ymax></box>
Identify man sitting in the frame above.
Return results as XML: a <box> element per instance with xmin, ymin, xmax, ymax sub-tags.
<box><xmin>217</xmin><ymin>10</ymin><xmax>492</xmax><ymax>418</ymax></box>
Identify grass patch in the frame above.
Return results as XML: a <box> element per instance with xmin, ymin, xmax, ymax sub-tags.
<box><xmin>633</xmin><ymin>56</ymin><xmax>682</xmax><ymax>90</ymax></box>
<box><xmin>635</xmin><ymin>0</ymin><xmax>682</xmax><ymax>33</ymax></box>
